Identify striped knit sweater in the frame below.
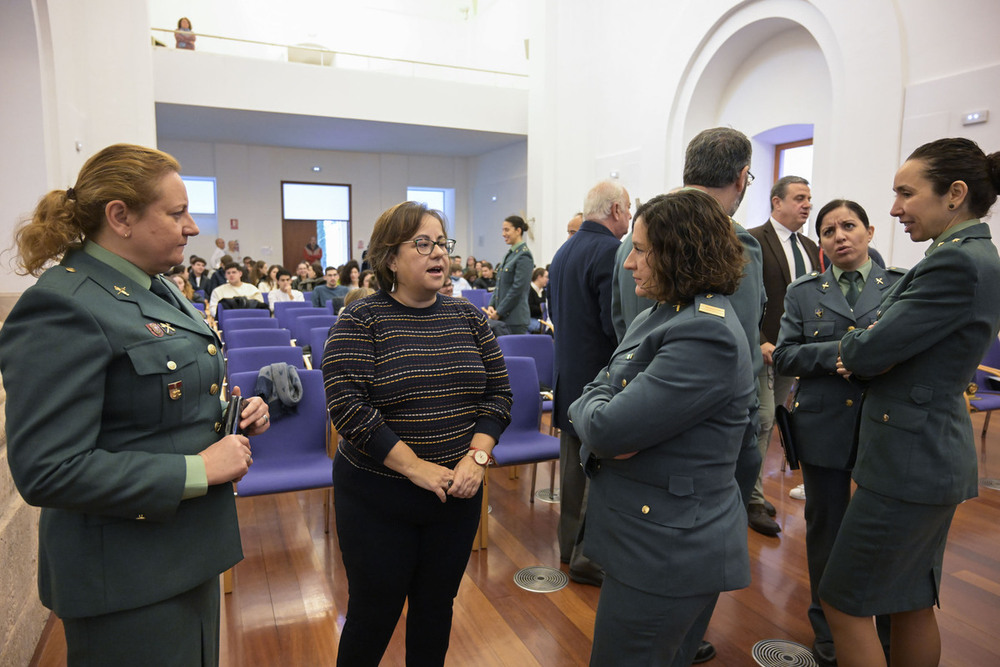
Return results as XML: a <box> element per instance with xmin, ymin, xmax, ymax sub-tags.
<box><xmin>323</xmin><ymin>290</ymin><xmax>512</xmax><ymax>478</ymax></box>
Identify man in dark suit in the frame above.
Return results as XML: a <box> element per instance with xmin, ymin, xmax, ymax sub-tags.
<box><xmin>747</xmin><ymin>175</ymin><xmax>819</xmax><ymax>536</ymax></box>
<box><xmin>548</xmin><ymin>179</ymin><xmax>630</xmax><ymax>585</ymax></box>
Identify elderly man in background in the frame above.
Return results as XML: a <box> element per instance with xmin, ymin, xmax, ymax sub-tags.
<box><xmin>548</xmin><ymin>180</ymin><xmax>630</xmax><ymax>586</ymax></box>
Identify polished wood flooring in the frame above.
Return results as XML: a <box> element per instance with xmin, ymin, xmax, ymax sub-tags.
<box><xmin>30</xmin><ymin>413</ymin><xmax>1000</xmax><ymax>666</ymax></box>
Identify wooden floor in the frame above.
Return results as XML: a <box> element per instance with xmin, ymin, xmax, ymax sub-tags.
<box><xmin>30</xmin><ymin>413</ymin><xmax>1000</xmax><ymax>666</ymax></box>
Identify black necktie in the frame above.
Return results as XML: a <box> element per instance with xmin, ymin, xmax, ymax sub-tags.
<box><xmin>150</xmin><ymin>276</ymin><xmax>181</xmax><ymax>310</ymax></box>
<box><xmin>789</xmin><ymin>233</ymin><xmax>806</xmax><ymax>279</ymax></box>
<box><xmin>841</xmin><ymin>271</ymin><xmax>862</xmax><ymax>307</ymax></box>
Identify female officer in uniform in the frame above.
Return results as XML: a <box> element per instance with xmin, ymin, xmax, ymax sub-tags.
<box><xmin>773</xmin><ymin>199</ymin><xmax>901</xmax><ymax>666</ymax></box>
<box><xmin>822</xmin><ymin>138</ymin><xmax>1000</xmax><ymax>667</ymax></box>
<box><xmin>486</xmin><ymin>214</ymin><xmax>534</xmax><ymax>334</ymax></box>
<box><xmin>0</xmin><ymin>143</ymin><xmax>270</xmax><ymax>666</ymax></box>
<box><xmin>569</xmin><ymin>190</ymin><xmax>755</xmax><ymax>666</ymax></box>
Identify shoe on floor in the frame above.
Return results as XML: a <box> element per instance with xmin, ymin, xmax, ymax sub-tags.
<box><xmin>812</xmin><ymin>640</ymin><xmax>836</xmax><ymax>666</ymax></box>
<box><xmin>568</xmin><ymin>564</ymin><xmax>605</xmax><ymax>587</ymax></box>
<box><xmin>762</xmin><ymin>499</ymin><xmax>776</xmax><ymax>516</ymax></box>
<box><xmin>789</xmin><ymin>484</ymin><xmax>806</xmax><ymax>500</ymax></box>
<box><xmin>692</xmin><ymin>640</ymin><xmax>716</xmax><ymax>663</ymax></box>
<box><xmin>748</xmin><ymin>503</ymin><xmax>781</xmax><ymax>536</ymax></box>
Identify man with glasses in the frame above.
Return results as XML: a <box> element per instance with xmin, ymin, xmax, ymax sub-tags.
<box><xmin>680</xmin><ymin>126</ymin><xmax>767</xmax><ymax>664</ymax></box>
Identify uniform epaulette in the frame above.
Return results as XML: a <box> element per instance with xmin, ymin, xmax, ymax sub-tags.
<box><xmin>695</xmin><ymin>294</ymin><xmax>725</xmax><ymax>318</ymax></box>
<box><xmin>886</xmin><ymin>266</ymin><xmax>907</xmax><ymax>274</ymax></box>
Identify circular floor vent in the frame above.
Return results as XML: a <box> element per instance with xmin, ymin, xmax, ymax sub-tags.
<box><xmin>751</xmin><ymin>639</ymin><xmax>817</xmax><ymax>666</ymax></box>
<box><xmin>980</xmin><ymin>477</ymin><xmax>1000</xmax><ymax>491</ymax></box>
<box><xmin>513</xmin><ymin>566</ymin><xmax>569</xmax><ymax>593</ymax></box>
<box><xmin>535</xmin><ymin>488</ymin><xmax>559</xmax><ymax>503</ymax></box>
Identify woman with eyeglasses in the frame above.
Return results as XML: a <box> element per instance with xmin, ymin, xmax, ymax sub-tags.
<box><xmin>323</xmin><ymin>201</ymin><xmax>512</xmax><ymax>666</ymax></box>
<box><xmin>486</xmin><ymin>215</ymin><xmax>534</xmax><ymax>334</ymax></box>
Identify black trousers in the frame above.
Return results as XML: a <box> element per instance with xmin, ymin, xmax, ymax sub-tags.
<box><xmin>333</xmin><ymin>460</ymin><xmax>482</xmax><ymax>667</ymax></box>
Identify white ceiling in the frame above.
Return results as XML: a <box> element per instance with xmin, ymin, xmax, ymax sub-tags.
<box><xmin>155</xmin><ymin>103</ymin><xmax>526</xmax><ymax>157</ymax></box>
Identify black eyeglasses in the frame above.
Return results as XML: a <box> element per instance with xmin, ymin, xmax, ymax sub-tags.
<box><xmin>409</xmin><ymin>238</ymin><xmax>457</xmax><ymax>255</ymax></box>
<box><xmin>746</xmin><ymin>170</ymin><xmax>755</xmax><ymax>186</ymax></box>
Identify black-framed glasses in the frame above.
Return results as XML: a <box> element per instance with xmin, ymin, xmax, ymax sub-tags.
<box><xmin>746</xmin><ymin>170</ymin><xmax>755</xmax><ymax>186</ymax></box>
<box><xmin>409</xmin><ymin>238</ymin><xmax>457</xmax><ymax>255</ymax></box>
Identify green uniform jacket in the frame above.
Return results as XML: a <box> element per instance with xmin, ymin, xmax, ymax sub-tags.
<box><xmin>489</xmin><ymin>242</ymin><xmax>533</xmax><ymax>332</ymax></box>
<box><xmin>840</xmin><ymin>222</ymin><xmax>1000</xmax><ymax>505</ymax></box>
<box><xmin>570</xmin><ymin>294</ymin><xmax>755</xmax><ymax>597</ymax></box>
<box><xmin>773</xmin><ymin>263</ymin><xmax>903</xmax><ymax>469</ymax></box>
<box><xmin>0</xmin><ymin>248</ymin><xmax>242</xmax><ymax>618</ymax></box>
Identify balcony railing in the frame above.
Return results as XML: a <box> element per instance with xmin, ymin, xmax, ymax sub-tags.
<box><xmin>151</xmin><ymin>29</ymin><xmax>529</xmax><ymax>89</ymax></box>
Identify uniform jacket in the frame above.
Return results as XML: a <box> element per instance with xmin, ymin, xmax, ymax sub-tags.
<box><xmin>840</xmin><ymin>222</ymin><xmax>1000</xmax><ymax>505</ymax></box>
<box><xmin>489</xmin><ymin>241</ymin><xmax>534</xmax><ymax>331</ymax></box>
<box><xmin>549</xmin><ymin>221</ymin><xmax>621</xmax><ymax>435</ymax></box>
<box><xmin>0</xmin><ymin>248</ymin><xmax>242</xmax><ymax>618</ymax></box>
<box><xmin>569</xmin><ymin>294</ymin><xmax>755</xmax><ymax>597</ymax></box>
<box><xmin>773</xmin><ymin>263</ymin><xmax>903</xmax><ymax>469</ymax></box>
<box><xmin>749</xmin><ymin>220</ymin><xmax>820</xmax><ymax>345</ymax></box>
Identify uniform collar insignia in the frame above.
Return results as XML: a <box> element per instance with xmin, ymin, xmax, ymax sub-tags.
<box><xmin>114</xmin><ymin>285</ymin><xmax>130</xmax><ymax>297</ymax></box>
<box><xmin>821</xmin><ymin>282</ymin><xmax>830</xmax><ymax>290</ymax></box>
<box><xmin>159</xmin><ymin>322</ymin><xmax>176</xmax><ymax>335</ymax></box>
<box><xmin>815</xmin><ymin>308</ymin><xmax>824</xmax><ymax>318</ymax></box>
<box><xmin>875</xmin><ymin>277</ymin><xmax>884</xmax><ymax>285</ymax></box>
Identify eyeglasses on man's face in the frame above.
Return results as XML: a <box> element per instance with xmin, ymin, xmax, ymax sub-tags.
<box><xmin>746</xmin><ymin>170</ymin><xmax>755</xmax><ymax>186</ymax></box>
<box><xmin>409</xmin><ymin>238</ymin><xmax>457</xmax><ymax>255</ymax></box>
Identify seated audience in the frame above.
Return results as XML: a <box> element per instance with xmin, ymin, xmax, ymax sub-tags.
<box><xmin>472</xmin><ymin>262</ymin><xmax>496</xmax><ymax>290</ymax></box>
<box><xmin>209</xmin><ymin>261</ymin><xmax>263</xmax><ymax>316</ymax></box>
<box><xmin>312</xmin><ymin>266</ymin><xmax>348</xmax><ymax>310</ymax></box>
<box><xmin>450</xmin><ymin>263</ymin><xmax>472</xmax><ymax>296</ymax></box>
<box><xmin>267</xmin><ymin>268</ymin><xmax>305</xmax><ymax>312</ymax></box>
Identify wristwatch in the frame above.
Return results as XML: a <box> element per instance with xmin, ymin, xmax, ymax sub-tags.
<box><xmin>467</xmin><ymin>447</ymin><xmax>491</xmax><ymax>467</ymax></box>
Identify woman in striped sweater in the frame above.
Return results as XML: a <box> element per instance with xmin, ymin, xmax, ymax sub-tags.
<box><xmin>323</xmin><ymin>201</ymin><xmax>512</xmax><ymax>666</ymax></box>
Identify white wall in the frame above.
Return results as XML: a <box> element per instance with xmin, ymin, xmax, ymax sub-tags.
<box><xmin>160</xmin><ymin>139</ymin><xmax>483</xmax><ymax>267</ymax></box>
<box><xmin>469</xmin><ymin>142</ymin><xmax>529</xmax><ymax>267</ymax></box>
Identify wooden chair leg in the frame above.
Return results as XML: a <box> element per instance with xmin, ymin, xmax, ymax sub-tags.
<box><xmin>508</xmin><ymin>465</ymin><xmax>519</xmax><ymax>480</ymax></box>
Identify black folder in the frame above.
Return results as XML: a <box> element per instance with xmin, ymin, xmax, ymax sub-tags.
<box><xmin>774</xmin><ymin>404</ymin><xmax>799</xmax><ymax>470</ymax></box>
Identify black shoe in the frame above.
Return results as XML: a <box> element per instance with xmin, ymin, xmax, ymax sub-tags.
<box><xmin>762</xmin><ymin>499</ymin><xmax>776</xmax><ymax>516</ymax></box>
<box><xmin>812</xmin><ymin>641</ymin><xmax>837</xmax><ymax>666</ymax></box>
<box><xmin>692</xmin><ymin>640</ymin><xmax>716</xmax><ymax>664</ymax></box>
<box><xmin>748</xmin><ymin>503</ymin><xmax>781</xmax><ymax>536</ymax></box>
<box><xmin>568</xmin><ymin>564</ymin><xmax>605</xmax><ymax>587</ymax></box>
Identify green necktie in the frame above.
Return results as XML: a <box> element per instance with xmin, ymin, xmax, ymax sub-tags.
<box><xmin>789</xmin><ymin>233</ymin><xmax>806</xmax><ymax>279</ymax></box>
<box><xmin>841</xmin><ymin>271</ymin><xmax>861</xmax><ymax>307</ymax></box>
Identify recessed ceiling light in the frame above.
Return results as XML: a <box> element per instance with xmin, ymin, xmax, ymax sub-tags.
<box><xmin>312</xmin><ymin>166</ymin><xmax>322</xmax><ymax>172</ymax></box>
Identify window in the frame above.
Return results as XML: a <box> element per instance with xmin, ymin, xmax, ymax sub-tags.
<box><xmin>181</xmin><ymin>176</ymin><xmax>217</xmax><ymax>234</ymax></box>
<box><xmin>281</xmin><ymin>182</ymin><xmax>351</xmax><ymax>268</ymax></box>
<box><xmin>773</xmin><ymin>139</ymin><xmax>814</xmax><ymax>183</ymax></box>
<box><xmin>407</xmin><ymin>187</ymin><xmax>455</xmax><ymax>238</ymax></box>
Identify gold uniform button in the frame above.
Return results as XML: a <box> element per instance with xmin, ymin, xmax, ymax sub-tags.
<box><xmin>845</xmin><ymin>399</ymin><xmax>854</xmax><ymax>407</ymax></box>
<box><xmin>641</xmin><ymin>505</ymin><xmax>650</xmax><ymax>514</ymax></box>
<box><xmin>847</xmin><ymin>326</ymin><xmax>856</xmax><ymax>331</ymax></box>
<box><xmin>136</xmin><ymin>514</ymin><xmax>146</xmax><ymax>521</ymax></box>
<box><xmin>214</xmin><ymin>422</ymin><xmax>222</xmax><ymax>433</ymax></box>
<box><xmin>813</xmin><ymin>330</ymin><xmax>820</xmax><ymax>337</ymax></box>
<box><xmin>621</xmin><ymin>379</ymin><xmax>627</xmax><ymax>387</ymax></box>
<box><xmin>883</xmin><ymin>413</ymin><xmax>889</xmax><ymax>422</ymax></box>
<box><xmin>166</xmin><ymin>360</ymin><xmax>177</xmax><ymax>371</ymax></box>
<box><xmin>65</xmin><ymin>267</ymin><xmax>76</xmax><ymax>273</ymax></box>
<box><xmin>209</xmin><ymin>383</ymin><xmax>219</xmax><ymax>395</ymax></box>
<box><xmin>207</xmin><ymin>344</ymin><xmax>218</xmax><ymax>356</ymax></box>
<box><xmin>794</xmin><ymin>401</ymin><xmax>800</xmax><ymax>408</ymax></box>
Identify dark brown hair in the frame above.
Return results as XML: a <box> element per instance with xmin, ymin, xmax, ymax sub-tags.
<box><xmin>634</xmin><ymin>189</ymin><xmax>746</xmax><ymax>303</ymax></box>
<box><xmin>13</xmin><ymin>143</ymin><xmax>180</xmax><ymax>276</ymax></box>
<box><xmin>368</xmin><ymin>202</ymin><xmax>446</xmax><ymax>290</ymax></box>
<box><xmin>908</xmin><ymin>137</ymin><xmax>1000</xmax><ymax>218</ymax></box>
<box><xmin>814</xmin><ymin>199</ymin><xmax>870</xmax><ymax>237</ymax></box>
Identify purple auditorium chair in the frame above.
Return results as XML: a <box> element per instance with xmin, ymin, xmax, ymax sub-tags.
<box><xmin>226</xmin><ymin>345</ymin><xmax>305</xmax><ymax>379</ymax></box>
<box><xmin>224</xmin><ymin>328</ymin><xmax>293</xmax><ymax>350</ymax></box>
